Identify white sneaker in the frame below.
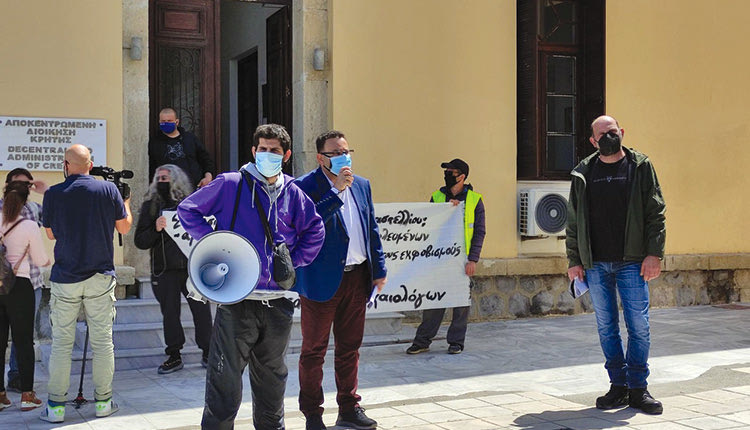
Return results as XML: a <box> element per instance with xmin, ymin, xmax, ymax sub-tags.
<box><xmin>39</xmin><ymin>402</ymin><xmax>65</xmax><ymax>423</ymax></box>
<box><xmin>95</xmin><ymin>398</ymin><xmax>119</xmax><ymax>418</ymax></box>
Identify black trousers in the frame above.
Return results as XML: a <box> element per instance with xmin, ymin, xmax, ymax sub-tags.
<box><xmin>152</xmin><ymin>270</ymin><xmax>213</xmax><ymax>357</ymax></box>
<box><xmin>202</xmin><ymin>298</ymin><xmax>294</xmax><ymax>430</ymax></box>
<box><xmin>0</xmin><ymin>277</ymin><xmax>35</xmax><ymax>392</ymax></box>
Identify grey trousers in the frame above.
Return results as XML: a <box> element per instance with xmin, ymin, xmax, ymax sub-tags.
<box><xmin>412</xmin><ymin>306</ymin><xmax>470</xmax><ymax>349</ymax></box>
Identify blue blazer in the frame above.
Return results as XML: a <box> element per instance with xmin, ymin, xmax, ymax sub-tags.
<box><xmin>294</xmin><ymin>167</ymin><xmax>387</xmax><ymax>302</ymax></box>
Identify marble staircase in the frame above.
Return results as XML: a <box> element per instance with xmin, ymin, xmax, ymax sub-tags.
<box><xmin>40</xmin><ymin>277</ymin><xmax>412</xmax><ymax>373</ymax></box>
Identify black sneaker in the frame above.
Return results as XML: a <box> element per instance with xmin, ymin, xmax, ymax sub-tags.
<box><xmin>336</xmin><ymin>406</ymin><xmax>377</xmax><ymax>429</ymax></box>
<box><xmin>305</xmin><ymin>414</ymin><xmax>327</xmax><ymax>430</ymax></box>
<box><xmin>596</xmin><ymin>384</ymin><xmax>629</xmax><ymax>409</ymax></box>
<box><xmin>201</xmin><ymin>353</ymin><xmax>209</xmax><ymax>369</ymax></box>
<box><xmin>157</xmin><ymin>355</ymin><xmax>183</xmax><ymax>374</ymax></box>
<box><xmin>448</xmin><ymin>344</ymin><xmax>463</xmax><ymax>354</ymax></box>
<box><xmin>6</xmin><ymin>376</ymin><xmax>22</xmax><ymax>393</ymax></box>
<box><xmin>406</xmin><ymin>344</ymin><xmax>429</xmax><ymax>355</ymax></box>
<box><xmin>629</xmin><ymin>388</ymin><xmax>663</xmax><ymax>414</ymax></box>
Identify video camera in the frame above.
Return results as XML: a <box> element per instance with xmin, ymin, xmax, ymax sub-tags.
<box><xmin>90</xmin><ymin>166</ymin><xmax>134</xmax><ymax>200</ymax></box>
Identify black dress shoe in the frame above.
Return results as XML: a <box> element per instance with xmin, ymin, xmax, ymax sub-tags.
<box><xmin>596</xmin><ymin>384</ymin><xmax>629</xmax><ymax>409</ymax></box>
<box><xmin>336</xmin><ymin>405</ymin><xmax>377</xmax><ymax>429</ymax></box>
<box><xmin>629</xmin><ymin>388</ymin><xmax>663</xmax><ymax>414</ymax></box>
<box><xmin>305</xmin><ymin>414</ymin><xmax>327</xmax><ymax>430</ymax></box>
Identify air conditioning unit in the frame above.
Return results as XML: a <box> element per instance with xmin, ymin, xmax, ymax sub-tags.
<box><xmin>519</xmin><ymin>187</ymin><xmax>569</xmax><ymax>237</ymax></box>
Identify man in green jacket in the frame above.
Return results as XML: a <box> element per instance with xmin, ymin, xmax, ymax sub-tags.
<box><xmin>566</xmin><ymin>115</ymin><xmax>666</xmax><ymax>415</ymax></box>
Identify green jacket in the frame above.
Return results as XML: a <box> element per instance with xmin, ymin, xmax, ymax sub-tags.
<box><xmin>566</xmin><ymin>147</ymin><xmax>666</xmax><ymax>269</ymax></box>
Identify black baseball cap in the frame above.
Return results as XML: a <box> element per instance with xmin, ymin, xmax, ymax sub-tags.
<box><xmin>440</xmin><ymin>158</ymin><xmax>469</xmax><ymax>178</ymax></box>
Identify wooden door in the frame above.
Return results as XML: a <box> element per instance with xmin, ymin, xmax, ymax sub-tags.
<box><xmin>237</xmin><ymin>52</ymin><xmax>259</xmax><ymax>166</ymax></box>
<box><xmin>265</xmin><ymin>6</ymin><xmax>293</xmax><ymax>173</ymax></box>
<box><xmin>149</xmin><ymin>0</ymin><xmax>222</xmax><ymax>172</ymax></box>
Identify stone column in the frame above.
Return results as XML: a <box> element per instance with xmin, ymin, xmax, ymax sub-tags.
<box><xmin>292</xmin><ymin>0</ymin><xmax>330</xmax><ymax>175</ymax></box>
<box><xmin>122</xmin><ymin>0</ymin><xmax>151</xmax><ymax>277</ymax></box>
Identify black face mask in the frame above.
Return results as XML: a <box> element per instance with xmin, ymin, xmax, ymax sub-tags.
<box><xmin>444</xmin><ymin>171</ymin><xmax>458</xmax><ymax>189</ymax></box>
<box><xmin>597</xmin><ymin>131</ymin><xmax>622</xmax><ymax>156</ymax></box>
<box><xmin>156</xmin><ymin>182</ymin><xmax>171</xmax><ymax>201</ymax></box>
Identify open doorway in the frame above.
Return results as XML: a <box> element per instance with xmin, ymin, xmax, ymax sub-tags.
<box><xmin>222</xmin><ymin>0</ymin><xmax>292</xmax><ymax>172</ymax></box>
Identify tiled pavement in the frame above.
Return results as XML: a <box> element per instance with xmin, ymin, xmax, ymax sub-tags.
<box><xmin>2</xmin><ymin>304</ymin><xmax>749</xmax><ymax>429</ymax></box>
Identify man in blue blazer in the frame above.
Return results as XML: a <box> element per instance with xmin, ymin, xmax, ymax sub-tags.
<box><xmin>294</xmin><ymin>130</ymin><xmax>387</xmax><ymax>430</ymax></box>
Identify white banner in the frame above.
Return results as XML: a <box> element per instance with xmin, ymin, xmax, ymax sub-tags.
<box><xmin>0</xmin><ymin>116</ymin><xmax>107</xmax><ymax>171</ymax></box>
<box><xmin>370</xmin><ymin>202</ymin><xmax>469</xmax><ymax>312</ymax></box>
<box><xmin>163</xmin><ymin>202</ymin><xmax>470</xmax><ymax>313</ymax></box>
<box><xmin>162</xmin><ymin>210</ymin><xmax>216</xmax><ymax>257</ymax></box>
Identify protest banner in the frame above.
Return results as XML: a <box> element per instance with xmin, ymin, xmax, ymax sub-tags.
<box><xmin>0</xmin><ymin>116</ymin><xmax>107</xmax><ymax>171</ymax></box>
<box><xmin>164</xmin><ymin>202</ymin><xmax>470</xmax><ymax>313</ymax></box>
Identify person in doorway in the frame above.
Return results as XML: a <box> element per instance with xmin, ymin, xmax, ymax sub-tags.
<box><xmin>135</xmin><ymin>164</ymin><xmax>213</xmax><ymax>374</ymax></box>
<box><xmin>406</xmin><ymin>158</ymin><xmax>486</xmax><ymax>355</ymax></box>
<box><xmin>178</xmin><ymin>124</ymin><xmax>325</xmax><ymax>429</ymax></box>
<box><xmin>0</xmin><ymin>168</ymin><xmax>47</xmax><ymax>393</ymax></box>
<box><xmin>148</xmin><ymin>107</ymin><xmax>215</xmax><ymax>188</ymax></box>
<box><xmin>566</xmin><ymin>115</ymin><xmax>666</xmax><ymax>415</ymax></box>
<box><xmin>0</xmin><ymin>180</ymin><xmax>51</xmax><ymax>412</ymax></box>
<box><xmin>294</xmin><ymin>130</ymin><xmax>388</xmax><ymax>430</ymax></box>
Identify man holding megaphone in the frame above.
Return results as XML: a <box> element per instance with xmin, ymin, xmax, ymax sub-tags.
<box><xmin>177</xmin><ymin>124</ymin><xmax>325</xmax><ymax>430</ymax></box>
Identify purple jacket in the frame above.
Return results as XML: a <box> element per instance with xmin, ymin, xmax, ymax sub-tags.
<box><xmin>177</xmin><ymin>167</ymin><xmax>325</xmax><ymax>293</ymax></box>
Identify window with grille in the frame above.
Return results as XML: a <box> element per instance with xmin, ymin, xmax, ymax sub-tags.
<box><xmin>517</xmin><ymin>0</ymin><xmax>604</xmax><ymax>180</ymax></box>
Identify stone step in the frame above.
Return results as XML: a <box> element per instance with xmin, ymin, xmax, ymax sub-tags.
<box><xmin>39</xmin><ymin>344</ymin><xmax>205</xmax><ymax>374</ymax></box>
<box><xmin>114</xmin><ymin>298</ymin><xmax>197</xmax><ymax>324</ymax></box>
<box><xmin>74</xmin><ymin>321</ymin><xmax>197</xmax><ymax>350</ymax></box>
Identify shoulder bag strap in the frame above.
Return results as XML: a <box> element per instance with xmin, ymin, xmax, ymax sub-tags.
<box><xmin>230</xmin><ymin>173</ymin><xmax>244</xmax><ymax>231</ymax></box>
<box><xmin>12</xmin><ymin>245</ymin><xmax>29</xmax><ymax>274</ymax></box>
<box><xmin>240</xmin><ymin>170</ymin><xmax>275</xmax><ymax>245</ymax></box>
<box><xmin>0</xmin><ymin>219</ymin><xmax>26</xmax><ymax>244</ymax></box>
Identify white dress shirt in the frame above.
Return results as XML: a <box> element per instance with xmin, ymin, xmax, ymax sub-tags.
<box><xmin>326</xmin><ymin>177</ymin><xmax>368</xmax><ymax>266</ymax></box>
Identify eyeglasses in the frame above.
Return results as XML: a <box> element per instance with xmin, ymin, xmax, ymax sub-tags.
<box><xmin>319</xmin><ymin>149</ymin><xmax>354</xmax><ymax>157</ymax></box>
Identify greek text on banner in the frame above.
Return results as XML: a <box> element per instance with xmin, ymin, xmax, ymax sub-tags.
<box><xmin>164</xmin><ymin>202</ymin><xmax>470</xmax><ymax>313</ymax></box>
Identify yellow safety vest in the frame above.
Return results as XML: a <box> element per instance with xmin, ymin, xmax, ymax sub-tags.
<box><xmin>432</xmin><ymin>189</ymin><xmax>482</xmax><ymax>255</ymax></box>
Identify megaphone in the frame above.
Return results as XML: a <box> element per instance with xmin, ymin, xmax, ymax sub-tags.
<box><xmin>187</xmin><ymin>230</ymin><xmax>261</xmax><ymax>304</ymax></box>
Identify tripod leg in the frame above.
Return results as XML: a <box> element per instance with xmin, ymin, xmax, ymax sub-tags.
<box><xmin>72</xmin><ymin>322</ymin><xmax>89</xmax><ymax>409</ymax></box>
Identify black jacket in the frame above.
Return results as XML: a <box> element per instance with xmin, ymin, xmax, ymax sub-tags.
<box><xmin>148</xmin><ymin>127</ymin><xmax>215</xmax><ymax>186</ymax></box>
<box><xmin>134</xmin><ymin>199</ymin><xmax>187</xmax><ymax>274</ymax></box>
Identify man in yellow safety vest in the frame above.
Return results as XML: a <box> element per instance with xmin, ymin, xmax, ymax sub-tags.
<box><xmin>406</xmin><ymin>158</ymin><xmax>486</xmax><ymax>355</ymax></box>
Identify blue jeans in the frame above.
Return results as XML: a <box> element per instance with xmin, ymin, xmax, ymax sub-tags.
<box><xmin>586</xmin><ymin>261</ymin><xmax>651</xmax><ymax>389</ymax></box>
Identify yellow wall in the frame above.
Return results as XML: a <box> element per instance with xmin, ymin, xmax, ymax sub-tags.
<box><xmin>0</xmin><ymin>1</ymin><xmax>124</xmax><ymax>261</ymax></box>
<box><xmin>608</xmin><ymin>0</ymin><xmax>750</xmax><ymax>254</ymax></box>
<box><xmin>330</xmin><ymin>0</ymin><xmax>517</xmax><ymax>258</ymax></box>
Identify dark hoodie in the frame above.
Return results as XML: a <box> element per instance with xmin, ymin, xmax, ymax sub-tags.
<box><xmin>148</xmin><ymin>127</ymin><xmax>215</xmax><ymax>186</ymax></box>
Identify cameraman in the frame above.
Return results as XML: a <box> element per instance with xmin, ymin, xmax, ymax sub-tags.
<box><xmin>40</xmin><ymin>144</ymin><xmax>132</xmax><ymax>423</ymax></box>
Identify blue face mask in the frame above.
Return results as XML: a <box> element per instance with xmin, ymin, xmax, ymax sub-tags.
<box><xmin>328</xmin><ymin>153</ymin><xmax>352</xmax><ymax>176</ymax></box>
<box><xmin>255</xmin><ymin>151</ymin><xmax>284</xmax><ymax>178</ymax></box>
<box><xmin>159</xmin><ymin>122</ymin><xmax>177</xmax><ymax>134</ymax></box>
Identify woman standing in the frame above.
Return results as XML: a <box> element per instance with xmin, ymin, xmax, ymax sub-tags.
<box><xmin>135</xmin><ymin>164</ymin><xmax>212</xmax><ymax>374</ymax></box>
<box><xmin>0</xmin><ymin>180</ymin><xmax>50</xmax><ymax>411</ymax></box>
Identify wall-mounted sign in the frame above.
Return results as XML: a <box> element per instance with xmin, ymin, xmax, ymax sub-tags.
<box><xmin>0</xmin><ymin>116</ymin><xmax>107</xmax><ymax>171</ymax></box>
